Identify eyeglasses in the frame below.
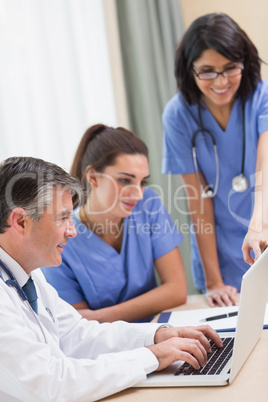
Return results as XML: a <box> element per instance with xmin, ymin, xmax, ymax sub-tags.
<box><xmin>192</xmin><ymin>65</ymin><xmax>244</xmax><ymax>81</ymax></box>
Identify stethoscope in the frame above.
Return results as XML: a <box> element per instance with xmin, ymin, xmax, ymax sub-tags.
<box><xmin>0</xmin><ymin>259</ymin><xmax>48</xmax><ymax>343</ymax></box>
<box><xmin>192</xmin><ymin>104</ymin><xmax>248</xmax><ymax>198</ymax></box>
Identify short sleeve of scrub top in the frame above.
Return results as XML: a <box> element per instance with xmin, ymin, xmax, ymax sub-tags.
<box><xmin>42</xmin><ymin>188</ymin><xmax>183</xmax><ymax>322</ymax></box>
<box><xmin>161</xmin><ymin>80</ymin><xmax>268</xmax><ymax>292</ymax></box>
<box><xmin>161</xmin><ymin>93</ymin><xmax>198</xmax><ymax>175</ymax></box>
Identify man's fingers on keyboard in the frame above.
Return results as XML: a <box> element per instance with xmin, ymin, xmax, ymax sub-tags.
<box><xmin>178</xmin><ymin>351</ymin><xmax>201</xmax><ymax>370</ymax></box>
<box><xmin>196</xmin><ymin>325</ymin><xmax>223</xmax><ymax>348</ymax></box>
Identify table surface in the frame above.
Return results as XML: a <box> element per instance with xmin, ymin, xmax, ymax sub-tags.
<box><xmin>101</xmin><ymin>294</ymin><xmax>268</xmax><ymax>402</ymax></box>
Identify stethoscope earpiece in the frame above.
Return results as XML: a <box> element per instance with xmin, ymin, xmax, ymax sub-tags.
<box><xmin>202</xmin><ymin>188</ymin><xmax>214</xmax><ymax>198</ymax></box>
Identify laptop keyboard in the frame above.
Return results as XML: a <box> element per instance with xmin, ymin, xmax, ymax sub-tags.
<box><xmin>175</xmin><ymin>337</ymin><xmax>234</xmax><ymax>376</ymax></box>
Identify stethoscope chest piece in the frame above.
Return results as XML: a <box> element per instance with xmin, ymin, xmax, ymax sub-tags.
<box><xmin>232</xmin><ymin>174</ymin><xmax>248</xmax><ymax>192</ymax></box>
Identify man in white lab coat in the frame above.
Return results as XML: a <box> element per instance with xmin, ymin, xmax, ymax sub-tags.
<box><xmin>0</xmin><ymin>156</ymin><xmax>222</xmax><ymax>402</ymax></box>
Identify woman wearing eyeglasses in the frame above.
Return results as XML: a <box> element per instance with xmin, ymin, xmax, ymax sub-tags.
<box><xmin>162</xmin><ymin>13</ymin><xmax>268</xmax><ymax>307</ymax></box>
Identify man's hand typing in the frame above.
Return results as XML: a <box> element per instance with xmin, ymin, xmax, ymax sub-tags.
<box><xmin>147</xmin><ymin>325</ymin><xmax>223</xmax><ymax>371</ymax></box>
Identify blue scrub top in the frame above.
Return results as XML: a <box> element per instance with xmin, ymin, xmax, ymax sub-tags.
<box><xmin>42</xmin><ymin>188</ymin><xmax>183</xmax><ymax>322</ymax></box>
<box><xmin>162</xmin><ymin>80</ymin><xmax>268</xmax><ymax>292</ymax></box>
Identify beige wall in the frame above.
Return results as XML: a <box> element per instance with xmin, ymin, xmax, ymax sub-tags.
<box><xmin>180</xmin><ymin>0</ymin><xmax>268</xmax><ymax>78</ymax></box>
<box><xmin>105</xmin><ymin>0</ymin><xmax>268</xmax><ymax>127</ymax></box>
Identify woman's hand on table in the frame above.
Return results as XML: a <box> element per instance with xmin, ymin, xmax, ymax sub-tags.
<box><xmin>205</xmin><ymin>284</ymin><xmax>238</xmax><ymax>307</ymax></box>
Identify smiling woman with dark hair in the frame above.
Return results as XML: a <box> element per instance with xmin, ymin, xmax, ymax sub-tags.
<box><xmin>42</xmin><ymin>124</ymin><xmax>187</xmax><ymax>323</ymax></box>
<box><xmin>162</xmin><ymin>12</ymin><xmax>268</xmax><ymax>307</ymax></box>
<box><xmin>174</xmin><ymin>13</ymin><xmax>261</xmax><ymax>105</ymax></box>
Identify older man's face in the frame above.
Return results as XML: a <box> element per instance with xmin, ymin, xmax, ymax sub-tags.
<box><xmin>25</xmin><ymin>188</ymin><xmax>77</xmax><ymax>269</ymax></box>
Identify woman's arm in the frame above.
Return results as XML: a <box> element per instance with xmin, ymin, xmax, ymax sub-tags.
<box><xmin>72</xmin><ymin>247</ymin><xmax>187</xmax><ymax>323</ymax></box>
<box><xmin>180</xmin><ymin>173</ymin><xmax>237</xmax><ymax>307</ymax></box>
<box><xmin>242</xmin><ymin>131</ymin><xmax>268</xmax><ymax>264</ymax></box>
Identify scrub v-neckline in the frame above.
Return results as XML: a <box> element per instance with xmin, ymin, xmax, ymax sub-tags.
<box><xmin>200</xmin><ymin>99</ymin><xmax>239</xmax><ymax>135</ymax></box>
<box><xmin>77</xmin><ymin>216</ymin><xmax>128</xmax><ymax>257</ymax></box>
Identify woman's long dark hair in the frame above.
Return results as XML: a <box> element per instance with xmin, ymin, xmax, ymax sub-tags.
<box><xmin>175</xmin><ymin>13</ymin><xmax>262</xmax><ymax>105</ymax></box>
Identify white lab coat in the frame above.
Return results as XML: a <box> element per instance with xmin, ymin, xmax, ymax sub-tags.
<box><xmin>0</xmin><ymin>263</ymin><xmax>161</xmax><ymax>402</ymax></box>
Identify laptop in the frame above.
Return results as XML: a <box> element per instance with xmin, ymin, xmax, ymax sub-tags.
<box><xmin>136</xmin><ymin>247</ymin><xmax>268</xmax><ymax>387</ymax></box>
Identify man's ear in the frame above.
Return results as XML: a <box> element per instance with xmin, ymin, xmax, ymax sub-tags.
<box><xmin>8</xmin><ymin>208</ymin><xmax>29</xmax><ymax>235</ymax></box>
<box><xmin>85</xmin><ymin>166</ymin><xmax>98</xmax><ymax>188</ymax></box>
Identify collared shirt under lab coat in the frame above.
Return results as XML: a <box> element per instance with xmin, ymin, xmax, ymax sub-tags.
<box><xmin>0</xmin><ymin>247</ymin><xmax>160</xmax><ymax>402</ymax></box>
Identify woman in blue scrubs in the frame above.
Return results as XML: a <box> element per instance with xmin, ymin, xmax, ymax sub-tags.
<box><xmin>162</xmin><ymin>13</ymin><xmax>268</xmax><ymax>307</ymax></box>
<box><xmin>42</xmin><ymin>124</ymin><xmax>187</xmax><ymax>322</ymax></box>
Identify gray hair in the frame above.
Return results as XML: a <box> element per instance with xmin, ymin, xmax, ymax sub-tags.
<box><xmin>0</xmin><ymin>156</ymin><xmax>82</xmax><ymax>233</ymax></box>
